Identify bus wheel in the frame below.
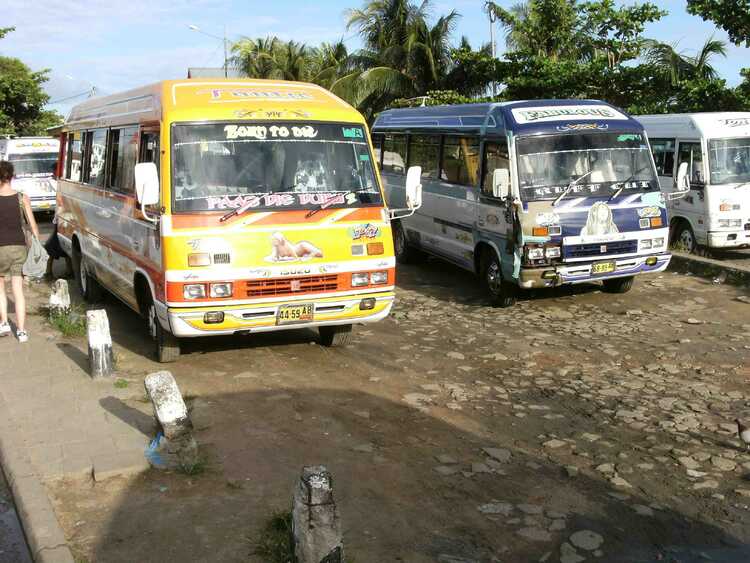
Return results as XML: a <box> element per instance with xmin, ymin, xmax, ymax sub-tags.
<box><xmin>145</xmin><ymin>297</ymin><xmax>180</xmax><ymax>363</ymax></box>
<box><xmin>73</xmin><ymin>249</ymin><xmax>103</xmax><ymax>302</ymax></box>
<box><xmin>602</xmin><ymin>276</ymin><xmax>634</xmax><ymax>294</ymax></box>
<box><xmin>319</xmin><ymin>324</ymin><xmax>352</xmax><ymax>347</ymax></box>
<box><xmin>393</xmin><ymin>221</ymin><xmax>422</xmax><ymax>264</ymax></box>
<box><xmin>480</xmin><ymin>248</ymin><xmax>516</xmax><ymax>308</ymax></box>
<box><xmin>674</xmin><ymin>222</ymin><xmax>696</xmax><ymax>253</ymax></box>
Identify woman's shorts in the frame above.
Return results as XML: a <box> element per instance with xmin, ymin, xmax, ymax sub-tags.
<box><xmin>0</xmin><ymin>245</ymin><xmax>27</xmax><ymax>277</ymax></box>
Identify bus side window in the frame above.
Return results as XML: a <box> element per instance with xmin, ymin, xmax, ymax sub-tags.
<box><xmin>140</xmin><ymin>131</ymin><xmax>160</xmax><ymax>174</ymax></box>
<box><xmin>677</xmin><ymin>142</ymin><xmax>704</xmax><ymax>188</ymax></box>
<box><xmin>109</xmin><ymin>126</ymin><xmax>139</xmax><ymax>195</ymax></box>
<box><xmin>371</xmin><ymin>133</ymin><xmax>383</xmax><ymax>170</ymax></box>
<box><xmin>382</xmin><ymin>134</ymin><xmax>407</xmax><ymax>175</ymax></box>
<box><xmin>441</xmin><ymin>136</ymin><xmax>480</xmax><ymax>187</ymax></box>
<box><xmin>67</xmin><ymin>132</ymin><xmax>82</xmax><ymax>182</ymax></box>
<box><xmin>649</xmin><ymin>138</ymin><xmax>675</xmax><ymax>177</ymax></box>
<box><xmin>482</xmin><ymin>140</ymin><xmax>510</xmax><ymax>197</ymax></box>
<box><xmin>408</xmin><ymin>135</ymin><xmax>440</xmax><ymax>178</ymax></box>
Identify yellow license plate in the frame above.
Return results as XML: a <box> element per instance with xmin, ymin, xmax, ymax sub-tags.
<box><xmin>39</xmin><ymin>202</ymin><xmax>50</xmax><ymax>208</ymax></box>
<box><xmin>591</xmin><ymin>261</ymin><xmax>616</xmax><ymax>275</ymax></box>
<box><xmin>277</xmin><ymin>303</ymin><xmax>314</xmax><ymax>325</ymax></box>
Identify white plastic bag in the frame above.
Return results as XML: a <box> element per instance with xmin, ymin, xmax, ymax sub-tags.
<box><xmin>23</xmin><ymin>235</ymin><xmax>48</xmax><ymax>279</ymax></box>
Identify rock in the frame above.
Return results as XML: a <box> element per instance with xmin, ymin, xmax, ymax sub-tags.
<box><xmin>595</xmin><ymin>463</ymin><xmax>615</xmax><ymax>474</ymax></box>
<box><xmin>692</xmin><ymin>480</ymin><xmax>719</xmax><ymax>490</ymax></box>
<box><xmin>710</xmin><ymin>456</ymin><xmax>736</xmax><ymax>471</ymax></box>
<box><xmin>543</xmin><ymin>439</ymin><xmax>568</xmax><ymax>449</ymax></box>
<box><xmin>434</xmin><ymin>465</ymin><xmax>460</xmax><ymax>476</ymax></box>
<box><xmin>517</xmin><ymin>504</ymin><xmax>544</xmax><ymax>515</ymax></box>
<box><xmin>471</xmin><ymin>463</ymin><xmax>492</xmax><ymax>474</ymax></box>
<box><xmin>549</xmin><ymin>519</ymin><xmax>567</xmax><ymax>531</ymax></box>
<box><xmin>560</xmin><ymin>542</ymin><xmax>585</xmax><ymax>563</ymax></box>
<box><xmin>570</xmin><ymin>530</ymin><xmax>604</xmax><ymax>551</ymax></box>
<box><xmin>580</xmin><ymin>433</ymin><xmax>601</xmax><ymax>442</ymax></box>
<box><xmin>435</xmin><ymin>454</ymin><xmax>458</xmax><ymax>464</ymax></box>
<box><xmin>565</xmin><ymin>466</ymin><xmax>579</xmax><ymax>478</ymax></box>
<box><xmin>685</xmin><ymin>318</ymin><xmax>702</xmax><ymax>325</ymax></box>
<box><xmin>678</xmin><ymin>456</ymin><xmax>700</xmax><ymax>470</ymax></box>
<box><xmin>734</xmin><ymin>489</ymin><xmax>750</xmax><ymax>498</ymax></box>
<box><xmin>478</xmin><ymin>502</ymin><xmax>514</xmax><ymax>516</ymax></box>
<box><xmin>632</xmin><ymin>505</ymin><xmax>654</xmax><ymax>517</ymax></box>
<box><xmin>483</xmin><ymin>447</ymin><xmax>512</xmax><ymax>463</ymax></box>
<box><xmin>447</xmin><ymin>351</ymin><xmax>465</xmax><ymax>360</ymax></box>
<box><xmin>686</xmin><ymin>469</ymin><xmax>708</xmax><ymax>478</ymax></box>
<box><xmin>353</xmin><ymin>443</ymin><xmax>374</xmax><ymax>453</ymax></box>
<box><xmin>610</xmin><ymin>476</ymin><xmax>633</xmax><ymax>488</ymax></box>
<box><xmin>517</xmin><ymin>527</ymin><xmax>552</xmax><ymax>542</ymax></box>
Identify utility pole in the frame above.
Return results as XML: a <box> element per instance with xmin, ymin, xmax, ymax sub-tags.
<box><xmin>223</xmin><ymin>25</ymin><xmax>228</xmax><ymax>78</ymax></box>
<box><xmin>485</xmin><ymin>1</ymin><xmax>497</xmax><ymax>98</ymax></box>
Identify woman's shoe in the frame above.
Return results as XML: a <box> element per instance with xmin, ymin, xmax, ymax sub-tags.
<box><xmin>16</xmin><ymin>330</ymin><xmax>28</xmax><ymax>343</ymax></box>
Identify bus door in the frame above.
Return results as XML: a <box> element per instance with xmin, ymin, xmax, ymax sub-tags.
<box><xmin>476</xmin><ymin>139</ymin><xmax>514</xmax><ymax>267</ymax></box>
<box><xmin>430</xmin><ymin>135</ymin><xmax>479</xmax><ymax>268</ymax></box>
<box><xmin>674</xmin><ymin>140</ymin><xmax>707</xmax><ymax>240</ymax></box>
<box><xmin>137</xmin><ymin>128</ymin><xmax>163</xmax><ymax>271</ymax></box>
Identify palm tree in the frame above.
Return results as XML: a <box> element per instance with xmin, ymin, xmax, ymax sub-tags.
<box><xmin>230</xmin><ymin>36</ymin><xmax>283</xmax><ymax>79</ymax></box>
<box><xmin>309</xmin><ymin>40</ymin><xmax>353</xmax><ymax>89</ymax></box>
<box><xmin>645</xmin><ymin>36</ymin><xmax>727</xmax><ymax>85</ymax></box>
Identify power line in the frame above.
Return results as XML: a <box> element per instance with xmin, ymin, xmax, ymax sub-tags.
<box><xmin>48</xmin><ymin>90</ymin><xmax>94</xmax><ymax>105</ymax></box>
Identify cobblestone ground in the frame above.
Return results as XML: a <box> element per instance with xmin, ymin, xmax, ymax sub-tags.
<box><xmin>29</xmin><ymin>258</ymin><xmax>750</xmax><ymax>563</ymax></box>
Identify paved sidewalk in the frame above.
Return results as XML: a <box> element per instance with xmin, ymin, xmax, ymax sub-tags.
<box><xmin>0</xmin><ymin>283</ymin><xmax>153</xmax><ymax>561</ymax></box>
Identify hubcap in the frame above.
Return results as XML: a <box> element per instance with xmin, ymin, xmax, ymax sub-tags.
<box><xmin>486</xmin><ymin>260</ymin><xmax>503</xmax><ymax>295</ymax></box>
<box><xmin>679</xmin><ymin>228</ymin><xmax>694</xmax><ymax>252</ymax></box>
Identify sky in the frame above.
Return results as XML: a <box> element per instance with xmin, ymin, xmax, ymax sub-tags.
<box><xmin>2</xmin><ymin>0</ymin><xmax>749</xmax><ymax>117</ymax></box>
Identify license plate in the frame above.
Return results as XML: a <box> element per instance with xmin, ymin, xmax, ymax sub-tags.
<box><xmin>591</xmin><ymin>261</ymin><xmax>616</xmax><ymax>275</ymax></box>
<box><xmin>276</xmin><ymin>303</ymin><xmax>314</xmax><ymax>325</ymax></box>
<box><xmin>39</xmin><ymin>202</ymin><xmax>50</xmax><ymax>208</ymax></box>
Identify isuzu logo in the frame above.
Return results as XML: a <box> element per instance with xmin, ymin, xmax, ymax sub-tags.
<box><xmin>600</xmin><ymin>245</ymin><xmax>607</xmax><ymax>253</ymax></box>
<box><xmin>291</xmin><ymin>280</ymin><xmax>302</xmax><ymax>291</ymax></box>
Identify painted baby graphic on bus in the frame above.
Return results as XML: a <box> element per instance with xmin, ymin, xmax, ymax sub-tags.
<box><xmin>580</xmin><ymin>202</ymin><xmax>619</xmax><ymax>236</ymax></box>
<box><xmin>265</xmin><ymin>232</ymin><xmax>324</xmax><ymax>262</ymax></box>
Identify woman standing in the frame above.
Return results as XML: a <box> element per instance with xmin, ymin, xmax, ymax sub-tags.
<box><xmin>0</xmin><ymin>160</ymin><xmax>39</xmax><ymax>342</ymax></box>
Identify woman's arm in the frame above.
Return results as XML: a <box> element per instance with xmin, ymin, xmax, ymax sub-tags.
<box><xmin>22</xmin><ymin>194</ymin><xmax>40</xmax><ymax>239</ymax></box>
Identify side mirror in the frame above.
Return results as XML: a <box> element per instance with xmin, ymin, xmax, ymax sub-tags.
<box><xmin>668</xmin><ymin>162</ymin><xmax>690</xmax><ymax>201</ymax></box>
<box><xmin>492</xmin><ymin>168</ymin><xmax>511</xmax><ymax>199</ymax></box>
<box><xmin>135</xmin><ymin>162</ymin><xmax>159</xmax><ymax>221</ymax></box>
<box><xmin>405</xmin><ymin>165</ymin><xmax>423</xmax><ymax>210</ymax></box>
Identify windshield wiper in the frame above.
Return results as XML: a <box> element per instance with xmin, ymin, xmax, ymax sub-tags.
<box><xmin>219</xmin><ymin>191</ymin><xmax>269</xmax><ymax>222</ymax></box>
<box><xmin>734</xmin><ymin>181</ymin><xmax>750</xmax><ymax>189</ymax></box>
<box><xmin>553</xmin><ymin>170</ymin><xmax>593</xmax><ymax>207</ymax></box>
<box><xmin>608</xmin><ymin>165</ymin><xmax>650</xmax><ymax>202</ymax></box>
<box><xmin>305</xmin><ymin>185</ymin><xmax>373</xmax><ymax>218</ymax></box>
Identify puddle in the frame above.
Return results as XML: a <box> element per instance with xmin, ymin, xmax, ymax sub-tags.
<box><xmin>0</xmin><ymin>471</ymin><xmax>32</xmax><ymax>563</ymax></box>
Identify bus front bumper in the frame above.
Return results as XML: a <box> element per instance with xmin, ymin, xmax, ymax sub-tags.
<box><xmin>163</xmin><ymin>291</ymin><xmax>395</xmax><ymax>337</ymax></box>
<box><xmin>707</xmin><ymin>229</ymin><xmax>750</xmax><ymax>248</ymax></box>
<box><xmin>518</xmin><ymin>253</ymin><xmax>671</xmax><ymax>288</ymax></box>
<box><xmin>29</xmin><ymin>196</ymin><xmax>56</xmax><ymax>211</ymax></box>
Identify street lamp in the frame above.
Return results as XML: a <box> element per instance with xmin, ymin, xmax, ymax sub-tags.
<box><xmin>484</xmin><ymin>1</ymin><xmax>497</xmax><ymax>97</ymax></box>
<box><xmin>188</xmin><ymin>24</ymin><xmax>229</xmax><ymax>78</ymax></box>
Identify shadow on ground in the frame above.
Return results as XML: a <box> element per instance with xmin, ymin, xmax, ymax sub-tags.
<box><xmin>51</xmin><ymin>387</ymin><xmax>750</xmax><ymax>563</ymax></box>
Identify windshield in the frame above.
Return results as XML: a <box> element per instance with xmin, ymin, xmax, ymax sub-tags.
<box><xmin>516</xmin><ymin>132</ymin><xmax>658</xmax><ymax>201</ymax></box>
<box><xmin>9</xmin><ymin>153</ymin><xmax>57</xmax><ymax>178</ymax></box>
<box><xmin>708</xmin><ymin>138</ymin><xmax>750</xmax><ymax>185</ymax></box>
<box><xmin>171</xmin><ymin>121</ymin><xmax>381</xmax><ymax>212</ymax></box>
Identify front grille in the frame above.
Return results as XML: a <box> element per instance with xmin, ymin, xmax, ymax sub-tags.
<box><xmin>245</xmin><ymin>275</ymin><xmax>339</xmax><ymax>298</ymax></box>
<box><xmin>563</xmin><ymin>240</ymin><xmax>638</xmax><ymax>259</ymax></box>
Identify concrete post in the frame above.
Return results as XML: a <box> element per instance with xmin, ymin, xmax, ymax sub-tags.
<box><xmin>144</xmin><ymin>371</ymin><xmax>198</xmax><ymax>468</ymax></box>
<box><xmin>86</xmin><ymin>309</ymin><xmax>114</xmax><ymax>378</ymax></box>
<box><xmin>292</xmin><ymin>465</ymin><xmax>343</xmax><ymax>563</ymax></box>
<box><xmin>48</xmin><ymin>279</ymin><xmax>70</xmax><ymax>315</ymax></box>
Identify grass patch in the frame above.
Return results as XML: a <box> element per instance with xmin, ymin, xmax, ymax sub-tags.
<box><xmin>47</xmin><ymin>307</ymin><xmax>86</xmax><ymax>337</ymax></box>
<box><xmin>114</xmin><ymin>379</ymin><xmax>129</xmax><ymax>389</ymax></box>
<box><xmin>177</xmin><ymin>456</ymin><xmax>209</xmax><ymax>476</ymax></box>
<box><xmin>251</xmin><ymin>510</ymin><xmax>295</xmax><ymax>563</ymax></box>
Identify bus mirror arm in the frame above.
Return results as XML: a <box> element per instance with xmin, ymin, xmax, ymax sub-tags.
<box><xmin>135</xmin><ymin>163</ymin><xmax>160</xmax><ymax>223</ymax></box>
<box><xmin>667</xmin><ymin>162</ymin><xmax>691</xmax><ymax>201</ymax></box>
<box><xmin>390</xmin><ymin>165</ymin><xmax>423</xmax><ymax>220</ymax></box>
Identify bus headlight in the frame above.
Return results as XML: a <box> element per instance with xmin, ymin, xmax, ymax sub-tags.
<box><xmin>545</xmin><ymin>246</ymin><xmax>561</xmax><ymax>259</ymax></box>
<box><xmin>653</xmin><ymin>237</ymin><xmax>665</xmax><ymax>248</ymax></box>
<box><xmin>183</xmin><ymin>284</ymin><xmax>206</xmax><ymax>299</ymax></box>
<box><xmin>718</xmin><ymin>219</ymin><xmax>742</xmax><ymax>228</ymax></box>
<box><xmin>370</xmin><ymin>271</ymin><xmax>388</xmax><ymax>284</ymax></box>
<box><xmin>526</xmin><ymin>247</ymin><xmax>545</xmax><ymax>260</ymax></box>
<box><xmin>640</xmin><ymin>239</ymin><xmax>652</xmax><ymax>250</ymax></box>
<box><xmin>209</xmin><ymin>282</ymin><xmax>233</xmax><ymax>298</ymax></box>
<box><xmin>188</xmin><ymin>253</ymin><xmax>211</xmax><ymax>267</ymax></box>
<box><xmin>352</xmin><ymin>273</ymin><xmax>369</xmax><ymax>287</ymax></box>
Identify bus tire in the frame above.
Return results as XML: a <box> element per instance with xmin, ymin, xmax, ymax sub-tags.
<box><xmin>480</xmin><ymin>248</ymin><xmax>516</xmax><ymax>308</ymax></box>
<box><xmin>319</xmin><ymin>324</ymin><xmax>352</xmax><ymax>347</ymax></box>
<box><xmin>73</xmin><ymin>248</ymin><xmax>104</xmax><ymax>303</ymax></box>
<box><xmin>602</xmin><ymin>276</ymin><xmax>634</xmax><ymax>294</ymax></box>
<box><xmin>673</xmin><ymin>221</ymin><xmax>696</xmax><ymax>254</ymax></box>
<box><xmin>144</xmin><ymin>293</ymin><xmax>180</xmax><ymax>363</ymax></box>
<box><xmin>393</xmin><ymin>221</ymin><xmax>423</xmax><ymax>264</ymax></box>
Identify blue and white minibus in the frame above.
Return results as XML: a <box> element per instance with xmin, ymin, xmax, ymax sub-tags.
<box><xmin>372</xmin><ymin>100</ymin><xmax>689</xmax><ymax>306</ymax></box>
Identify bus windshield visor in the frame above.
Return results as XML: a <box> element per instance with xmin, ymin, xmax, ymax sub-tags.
<box><xmin>171</xmin><ymin>122</ymin><xmax>381</xmax><ymax>212</ymax></box>
<box><xmin>708</xmin><ymin>138</ymin><xmax>750</xmax><ymax>185</ymax></box>
<box><xmin>516</xmin><ymin>132</ymin><xmax>658</xmax><ymax>201</ymax></box>
<box><xmin>9</xmin><ymin>153</ymin><xmax>58</xmax><ymax>178</ymax></box>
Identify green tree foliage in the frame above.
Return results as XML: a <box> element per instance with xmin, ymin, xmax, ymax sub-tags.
<box><xmin>686</xmin><ymin>0</ymin><xmax>750</xmax><ymax>47</ymax></box>
<box><xmin>0</xmin><ymin>27</ymin><xmax>62</xmax><ymax>136</ymax></box>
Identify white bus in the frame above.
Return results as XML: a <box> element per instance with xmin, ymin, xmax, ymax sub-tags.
<box><xmin>636</xmin><ymin>113</ymin><xmax>750</xmax><ymax>252</ymax></box>
<box><xmin>0</xmin><ymin>137</ymin><xmax>60</xmax><ymax>212</ymax></box>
